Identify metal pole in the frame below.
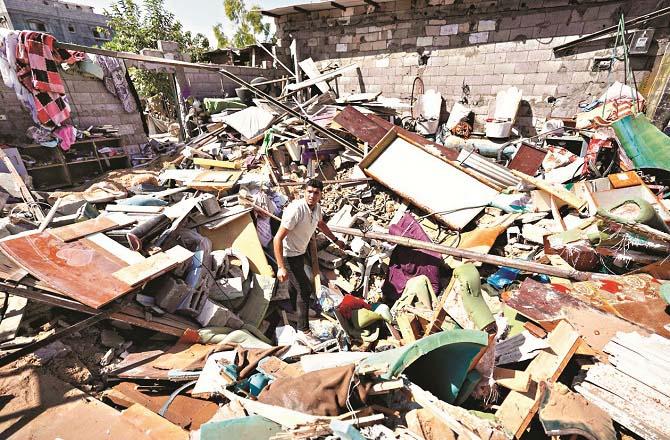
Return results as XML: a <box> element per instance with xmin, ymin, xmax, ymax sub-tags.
<box><xmin>553</xmin><ymin>6</ymin><xmax>670</xmax><ymax>52</ymax></box>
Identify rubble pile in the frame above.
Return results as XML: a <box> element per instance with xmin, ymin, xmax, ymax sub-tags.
<box><xmin>0</xmin><ymin>29</ymin><xmax>669</xmax><ymax>440</ymax></box>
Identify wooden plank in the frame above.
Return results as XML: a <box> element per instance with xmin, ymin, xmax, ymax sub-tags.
<box><xmin>576</xmin><ymin>364</ymin><xmax>670</xmax><ymax>440</ymax></box>
<box><xmin>285</xmin><ymin>63</ymin><xmax>358</xmax><ymax>91</ymax></box>
<box><xmin>493</xmin><ymin>367</ymin><xmax>531</xmax><ymax>392</ymax></box>
<box><xmin>106</xmin><ymin>205</ymin><xmax>165</xmax><ymax>214</ymax></box>
<box><xmin>193</xmin><ymin>157</ymin><xmax>240</xmax><ymax>170</ymax></box>
<box><xmin>112</xmin><ymin>245</ymin><xmax>193</xmax><ymax>287</ymax></box>
<box><xmin>495</xmin><ymin>321</ymin><xmax>581</xmax><ymax>438</ymax></box>
<box><xmin>0</xmin><ymin>147</ymin><xmax>44</xmax><ymax>221</ymax></box>
<box><xmin>510</xmin><ymin>169</ymin><xmax>587</xmax><ymax>211</ymax></box>
<box><xmin>50</xmin><ymin>213</ymin><xmax>136</xmax><ymax>242</ymax></box>
<box><xmin>0</xmin><ymin>231</ymin><xmax>134</xmax><ymax>309</ymax></box>
<box><xmin>85</xmin><ymin>232</ymin><xmax>145</xmax><ymax>265</ymax></box>
<box><xmin>0</xmin><ymin>293</ymin><xmax>27</xmax><ymax>342</ymax></box>
<box><xmin>298</xmin><ymin>57</ymin><xmax>330</xmax><ymax>93</ymax></box>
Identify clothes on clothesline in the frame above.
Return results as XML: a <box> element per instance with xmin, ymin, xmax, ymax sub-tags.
<box><xmin>0</xmin><ymin>29</ymin><xmax>38</xmax><ymax>124</ymax></box>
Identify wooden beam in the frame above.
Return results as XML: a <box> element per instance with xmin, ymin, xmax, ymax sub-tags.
<box><xmin>363</xmin><ymin>0</ymin><xmax>380</xmax><ymax>7</ymax></box>
<box><xmin>293</xmin><ymin>5</ymin><xmax>310</xmax><ymax>14</ymax></box>
<box><xmin>261</xmin><ymin>10</ymin><xmax>279</xmax><ymax>18</ymax></box>
<box><xmin>0</xmin><ymin>148</ymin><xmax>43</xmax><ymax>221</ymax></box>
<box><xmin>331</xmin><ymin>1</ymin><xmax>346</xmax><ymax>10</ymax></box>
<box><xmin>285</xmin><ymin>63</ymin><xmax>358</xmax><ymax>91</ymax></box>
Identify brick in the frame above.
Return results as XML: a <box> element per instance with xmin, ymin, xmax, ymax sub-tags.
<box><xmin>308</xmin><ymin>38</ymin><xmax>318</xmax><ymax>46</ymax></box>
<box><xmin>527</xmin><ymin>50</ymin><xmax>553</xmax><ymax>62</ymax></box>
<box><xmin>336</xmin><ymin>43</ymin><xmax>348</xmax><ymax>52</ymax></box>
<box><xmin>533</xmin><ymin>84</ymin><xmax>558</xmax><ymax>96</ymax></box>
<box><xmin>372</xmin><ymin>40</ymin><xmax>386</xmax><ymax>50</ymax></box>
<box><xmin>571</xmin><ymin>71</ymin><xmax>596</xmax><ymax>84</ymax></box>
<box><xmin>417</xmin><ymin>36</ymin><xmax>433</xmax><ymax>46</ymax></box>
<box><xmin>494</xmin><ymin>63</ymin><xmax>515</xmax><ymax>74</ymax></box>
<box><xmin>514</xmin><ymin>62</ymin><xmax>538</xmax><ymax>74</ymax></box>
<box><xmin>478</xmin><ymin>20</ymin><xmax>497</xmax><ymax>32</ymax></box>
<box><xmin>536</xmin><ymin>60</ymin><xmax>563</xmax><ymax>73</ymax></box>
<box><xmin>428</xmin><ymin>19</ymin><xmax>447</xmax><ymax>25</ymax></box>
<box><xmin>520</xmin><ymin>12</ymin><xmax>547</xmax><ymax>27</ymax></box>
<box><xmin>440</xmin><ymin>24</ymin><xmax>459</xmax><ymax>35</ymax></box>
<box><xmin>434</xmin><ymin>36</ymin><xmax>450</xmax><ymax>46</ymax></box>
<box><xmin>469</xmin><ymin>32</ymin><xmax>489</xmax><ymax>44</ymax></box>
<box><xmin>523</xmin><ymin>73</ymin><xmax>549</xmax><ymax>84</ymax></box>
<box><xmin>503</xmin><ymin>73</ymin><xmax>525</xmax><ymax>84</ymax></box>
<box><xmin>506</xmin><ymin>52</ymin><xmax>529</xmax><ymax>64</ymax></box>
<box><xmin>458</xmin><ymin>22</ymin><xmax>471</xmax><ymax>33</ymax></box>
<box><xmin>426</xmin><ymin>25</ymin><xmax>441</xmax><ymax>36</ymax></box>
<box><xmin>485</xmin><ymin>52</ymin><xmax>506</xmax><ymax>64</ymax></box>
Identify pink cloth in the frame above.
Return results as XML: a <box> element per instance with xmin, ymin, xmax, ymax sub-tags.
<box><xmin>53</xmin><ymin>124</ymin><xmax>76</xmax><ymax>151</ymax></box>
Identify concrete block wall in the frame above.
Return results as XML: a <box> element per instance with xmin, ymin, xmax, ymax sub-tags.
<box><xmin>273</xmin><ymin>0</ymin><xmax>670</xmax><ymax>134</ymax></box>
<box><xmin>0</xmin><ymin>72</ymin><xmax>147</xmax><ymax>151</ymax></box>
<box><xmin>184</xmin><ymin>65</ymin><xmax>281</xmax><ymax>99</ymax></box>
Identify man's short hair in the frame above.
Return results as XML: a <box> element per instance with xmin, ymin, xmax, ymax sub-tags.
<box><xmin>305</xmin><ymin>178</ymin><xmax>324</xmax><ymax>191</ymax></box>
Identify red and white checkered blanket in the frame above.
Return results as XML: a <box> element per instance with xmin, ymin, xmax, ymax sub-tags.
<box><xmin>15</xmin><ymin>31</ymin><xmax>84</xmax><ymax>127</ymax></box>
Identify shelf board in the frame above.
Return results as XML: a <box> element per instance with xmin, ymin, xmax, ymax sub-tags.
<box><xmin>20</xmin><ymin>137</ymin><xmax>121</xmax><ymax>149</ymax></box>
<box><xmin>66</xmin><ymin>158</ymin><xmax>99</xmax><ymax>165</ymax></box>
<box><xmin>27</xmin><ymin>163</ymin><xmax>65</xmax><ymax>171</ymax></box>
<box><xmin>102</xmin><ymin>155</ymin><xmax>128</xmax><ymax>160</ymax></box>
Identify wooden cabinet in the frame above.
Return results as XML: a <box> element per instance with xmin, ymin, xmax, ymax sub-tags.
<box><xmin>22</xmin><ymin>137</ymin><xmax>130</xmax><ymax>190</ymax></box>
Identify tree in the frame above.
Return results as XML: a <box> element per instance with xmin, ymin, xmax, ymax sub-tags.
<box><xmin>104</xmin><ymin>0</ymin><xmax>210</xmax><ymax>98</ymax></box>
<box><xmin>213</xmin><ymin>0</ymin><xmax>271</xmax><ymax>49</ymax></box>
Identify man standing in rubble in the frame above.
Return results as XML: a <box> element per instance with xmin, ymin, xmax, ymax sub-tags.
<box><xmin>274</xmin><ymin>179</ymin><xmax>345</xmax><ymax>337</ymax></box>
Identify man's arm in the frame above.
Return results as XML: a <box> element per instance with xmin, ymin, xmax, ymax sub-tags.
<box><xmin>273</xmin><ymin>226</ymin><xmax>290</xmax><ymax>282</ymax></box>
<box><xmin>317</xmin><ymin>220</ymin><xmax>346</xmax><ymax>250</ymax></box>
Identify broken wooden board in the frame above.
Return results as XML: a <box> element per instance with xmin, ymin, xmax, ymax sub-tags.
<box><xmin>0</xmin><ymin>253</ymin><xmax>28</xmax><ymax>282</ymax></box>
<box><xmin>200</xmin><ymin>212</ymin><xmax>274</xmax><ymax>276</ymax></box>
<box><xmin>50</xmin><ymin>213</ymin><xmax>136</xmax><ymax>242</ymax></box>
<box><xmin>193</xmin><ymin>157</ymin><xmax>240</xmax><ymax>170</ymax></box>
<box><xmin>359</xmin><ymin>130</ymin><xmax>499</xmax><ymax>230</ymax></box>
<box><xmin>285</xmin><ymin>63</ymin><xmax>358</xmax><ymax>92</ymax></box>
<box><xmin>188</xmin><ymin>170</ymin><xmax>243</xmax><ymax>192</ymax></box>
<box><xmin>0</xmin><ymin>293</ymin><xmax>27</xmax><ymax>342</ymax></box>
<box><xmin>510</xmin><ymin>169</ymin><xmax>587</xmax><ymax>211</ymax></box>
<box><xmin>0</xmin><ymin>231</ymin><xmax>134</xmax><ymax>309</ymax></box>
<box><xmin>104</xmin><ymin>382</ymin><xmax>218</xmax><ymax>430</ymax></box>
<box><xmin>575</xmin><ymin>363</ymin><xmax>670</xmax><ymax>440</ymax></box>
<box><xmin>503</xmin><ymin>279</ymin><xmax>648</xmax><ymax>351</ymax></box>
<box><xmin>298</xmin><ymin>57</ymin><xmax>330</xmax><ymax>93</ymax></box>
<box><xmin>0</xmin><ymin>364</ymin><xmax>186</xmax><ymax>439</ymax></box>
<box><xmin>112</xmin><ymin>245</ymin><xmax>193</xmax><ymax>287</ymax></box>
<box><xmin>493</xmin><ymin>367</ymin><xmax>531</xmax><ymax>393</ymax></box>
<box><xmin>495</xmin><ymin>321</ymin><xmax>581</xmax><ymax>438</ymax></box>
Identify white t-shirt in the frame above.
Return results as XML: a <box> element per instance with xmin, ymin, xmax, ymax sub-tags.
<box><xmin>281</xmin><ymin>199</ymin><xmax>322</xmax><ymax>257</ymax></box>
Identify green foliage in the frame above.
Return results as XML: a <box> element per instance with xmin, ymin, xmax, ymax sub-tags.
<box><xmin>104</xmin><ymin>0</ymin><xmax>210</xmax><ymax>98</ymax></box>
<box><xmin>213</xmin><ymin>0</ymin><xmax>271</xmax><ymax>49</ymax></box>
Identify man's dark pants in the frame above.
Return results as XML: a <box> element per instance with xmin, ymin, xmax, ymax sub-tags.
<box><xmin>285</xmin><ymin>253</ymin><xmax>312</xmax><ymax>331</ymax></box>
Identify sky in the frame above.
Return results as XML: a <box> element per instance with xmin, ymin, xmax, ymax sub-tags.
<box><xmin>73</xmin><ymin>0</ymin><xmax>296</xmax><ymax>47</ymax></box>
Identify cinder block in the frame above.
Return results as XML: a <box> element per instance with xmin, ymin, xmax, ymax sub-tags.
<box><xmin>440</xmin><ymin>24</ymin><xmax>459</xmax><ymax>35</ymax></box>
<box><xmin>417</xmin><ymin>36</ymin><xmax>434</xmax><ymax>46</ymax></box>
<box><xmin>469</xmin><ymin>32</ymin><xmax>489</xmax><ymax>44</ymax></box>
<box><xmin>336</xmin><ymin>43</ymin><xmax>348</xmax><ymax>52</ymax></box>
<box><xmin>502</xmin><ymin>73</ymin><xmax>525</xmax><ymax>85</ymax></box>
<box><xmin>494</xmin><ymin>63</ymin><xmax>515</xmax><ymax>74</ymax></box>
<box><xmin>514</xmin><ymin>62</ymin><xmax>538</xmax><ymax>74</ymax></box>
<box><xmin>478</xmin><ymin>20</ymin><xmax>497</xmax><ymax>32</ymax></box>
<box><xmin>426</xmin><ymin>25</ymin><xmax>441</xmax><ymax>36</ymax></box>
<box><xmin>196</xmin><ymin>298</ymin><xmax>244</xmax><ymax>329</ymax></box>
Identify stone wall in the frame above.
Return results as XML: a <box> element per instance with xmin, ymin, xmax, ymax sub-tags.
<box><xmin>273</xmin><ymin>0</ymin><xmax>670</xmax><ymax>133</ymax></box>
<box><xmin>184</xmin><ymin>65</ymin><xmax>281</xmax><ymax>99</ymax></box>
<box><xmin>0</xmin><ymin>71</ymin><xmax>147</xmax><ymax>151</ymax></box>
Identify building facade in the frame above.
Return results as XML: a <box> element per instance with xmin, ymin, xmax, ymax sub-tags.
<box><xmin>0</xmin><ymin>0</ymin><xmax>110</xmax><ymax>47</ymax></box>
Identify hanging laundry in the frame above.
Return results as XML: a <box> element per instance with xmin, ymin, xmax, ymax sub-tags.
<box><xmin>15</xmin><ymin>31</ymin><xmax>84</xmax><ymax>127</ymax></box>
<box><xmin>53</xmin><ymin>124</ymin><xmax>77</xmax><ymax>151</ymax></box>
<box><xmin>0</xmin><ymin>29</ymin><xmax>38</xmax><ymax>124</ymax></box>
<box><xmin>93</xmin><ymin>55</ymin><xmax>138</xmax><ymax>113</ymax></box>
